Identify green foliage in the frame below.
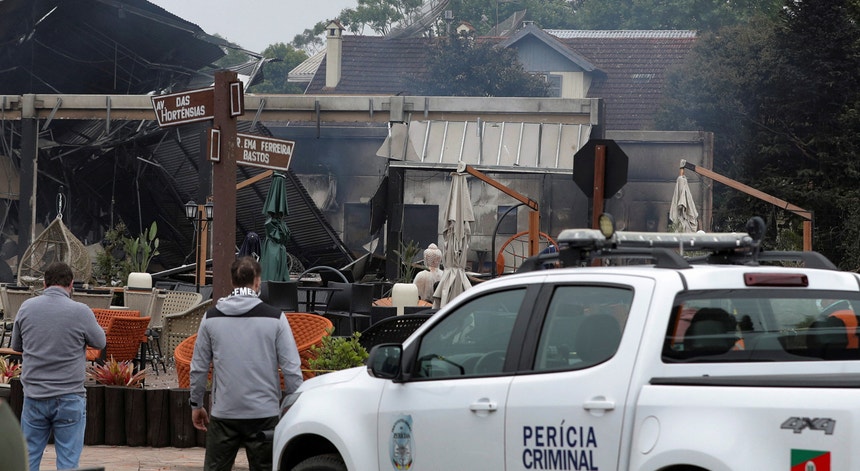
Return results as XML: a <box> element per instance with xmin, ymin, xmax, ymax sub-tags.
<box><xmin>394</xmin><ymin>239</ymin><xmax>422</xmax><ymax>283</ymax></box>
<box><xmin>247</xmin><ymin>43</ymin><xmax>309</xmax><ymax>94</ymax></box>
<box><xmin>94</xmin><ymin>221</ymin><xmax>131</xmax><ymax>286</ymax></box>
<box><xmin>568</xmin><ymin>0</ymin><xmax>782</xmax><ymax>31</ymax></box>
<box><xmin>658</xmin><ymin>0</ymin><xmax>860</xmax><ymax>269</ymax></box>
<box><xmin>448</xmin><ymin>0</ymin><xmax>576</xmax><ymax>35</ymax></box>
<box><xmin>291</xmin><ymin>21</ymin><xmax>328</xmax><ymax>54</ymax></box>
<box><xmin>87</xmin><ymin>356</ymin><xmax>147</xmax><ymax>388</ymax></box>
<box><xmin>123</xmin><ymin>221</ymin><xmax>160</xmax><ymax>274</ymax></box>
<box><xmin>308</xmin><ymin>328</ymin><xmax>369</xmax><ymax>374</ymax></box>
<box><xmin>415</xmin><ymin>34</ymin><xmax>549</xmax><ymax>97</ymax></box>
<box><xmin>340</xmin><ymin>0</ymin><xmax>425</xmax><ymax>35</ymax></box>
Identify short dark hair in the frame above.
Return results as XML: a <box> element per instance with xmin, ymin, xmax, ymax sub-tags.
<box><xmin>231</xmin><ymin>256</ymin><xmax>261</xmax><ymax>288</ymax></box>
<box><xmin>44</xmin><ymin>261</ymin><xmax>74</xmax><ymax>288</ymax></box>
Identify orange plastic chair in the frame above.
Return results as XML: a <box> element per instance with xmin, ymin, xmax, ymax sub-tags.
<box><xmin>86</xmin><ymin>308</ymin><xmax>140</xmax><ymax>362</ymax></box>
<box><xmin>174</xmin><ymin>333</ymin><xmax>198</xmax><ymax>389</ymax></box>
<box><xmin>174</xmin><ymin>314</ymin><xmax>333</xmax><ymax>388</ymax></box>
<box><xmin>87</xmin><ymin>316</ymin><xmax>150</xmax><ymax>365</ymax></box>
<box><xmin>92</xmin><ymin>308</ymin><xmax>140</xmax><ymax>330</ymax></box>
<box><xmin>286</xmin><ymin>313</ymin><xmax>333</xmax><ymax>380</ymax></box>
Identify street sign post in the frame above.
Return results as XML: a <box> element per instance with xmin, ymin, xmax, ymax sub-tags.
<box><xmin>573</xmin><ymin>139</ymin><xmax>629</xmax><ymax>229</ymax></box>
<box><xmin>150</xmin><ymin>87</ymin><xmax>215</xmax><ymax>127</ymax></box>
<box><xmin>573</xmin><ymin>139</ymin><xmax>629</xmax><ymax>198</ymax></box>
<box><xmin>234</xmin><ymin>132</ymin><xmax>294</xmax><ymax>172</ymax></box>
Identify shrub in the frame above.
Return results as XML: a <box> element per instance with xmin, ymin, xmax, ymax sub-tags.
<box><xmin>0</xmin><ymin>355</ymin><xmax>21</xmax><ymax>384</ymax></box>
<box><xmin>86</xmin><ymin>356</ymin><xmax>146</xmax><ymax>388</ymax></box>
<box><xmin>308</xmin><ymin>328</ymin><xmax>369</xmax><ymax>374</ymax></box>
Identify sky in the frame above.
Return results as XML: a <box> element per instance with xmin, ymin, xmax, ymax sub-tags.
<box><xmin>148</xmin><ymin>0</ymin><xmax>357</xmax><ymax>53</ymax></box>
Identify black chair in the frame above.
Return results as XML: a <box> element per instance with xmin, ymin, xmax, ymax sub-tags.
<box><xmin>260</xmin><ymin>280</ymin><xmax>299</xmax><ymax>313</ymax></box>
<box><xmin>323</xmin><ymin>282</ymin><xmax>374</xmax><ymax>335</ymax></box>
<box><xmin>682</xmin><ymin>308</ymin><xmax>737</xmax><ymax>356</ymax></box>
<box><xmin>370</xmin><ymin>305</ymin><xmax>398</xmax><ymax>325</ymax></box>
<box><xmin>359</xmin><ymin>313</ymin><xmax>433</xmax><ymax>351</ymax></box>
<box><xmin>154</xmin><ymin>280</ymin><xmax>178</xmax><ymax>291</ymax></box>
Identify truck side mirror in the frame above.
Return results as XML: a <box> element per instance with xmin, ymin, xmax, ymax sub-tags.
<box><xmin>367</xmin><ymin>344</ymin><xmax>402</xmax><ymax>379</ymax></box>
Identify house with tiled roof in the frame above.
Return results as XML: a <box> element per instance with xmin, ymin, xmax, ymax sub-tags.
<box><xmin>293</xmin><ymin>22</ymin><xmax>697</xmax><ymax>130</ymax></box>
<box><xmin>278</xmin><ymin>22</ymin><xmax>713</xmax><ymax>271</ymax></box>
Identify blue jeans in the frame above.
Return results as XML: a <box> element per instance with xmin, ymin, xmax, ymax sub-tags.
<box><xmin>21</xmin><ymin>394</ymin><xmax>87</xmax><ymax>471</ymax></box>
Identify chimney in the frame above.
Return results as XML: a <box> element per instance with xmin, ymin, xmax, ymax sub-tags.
<box><xmin>325</xmin><ymin>21</ymin><xmax>344</xmax><ymax>89</ymax></box>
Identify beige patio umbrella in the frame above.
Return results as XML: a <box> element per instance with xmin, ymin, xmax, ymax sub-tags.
<box><xmin>433</xmin><ymin>171</ymin><xmax>474</xmax><ymax>308</ymax></box>
<box><xmin>669</xmin><ymin>173</ymin><xmax>699</xmax><ymax>233</ymax></box>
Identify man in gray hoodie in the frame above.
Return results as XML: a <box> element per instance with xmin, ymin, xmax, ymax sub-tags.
<box><xmin>12</xmin><ymin>261</ymin><xmax>106</xmax><ymax>470</ymax></box>
<box><xmin>190</xmin><ymin>256</ymin><xmax>303</xmax><ymax>471</ymax></box>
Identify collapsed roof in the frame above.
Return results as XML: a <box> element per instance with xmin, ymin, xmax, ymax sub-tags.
<box><xmin>0</xmin><ymin>0</ymin><xmax>354</xmax><ymax>277</ymax></box>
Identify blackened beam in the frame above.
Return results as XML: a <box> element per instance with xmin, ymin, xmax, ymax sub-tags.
<box><xmin>1</xmin><ymin>94</ymin><xmax>600</xmax><ymax>125</ymax></box>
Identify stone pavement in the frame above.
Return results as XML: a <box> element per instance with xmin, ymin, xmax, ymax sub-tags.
<box><xmin>39</xmin><ymin>444</ymin><xmax>250</xmax><ymax>470</ymax></box>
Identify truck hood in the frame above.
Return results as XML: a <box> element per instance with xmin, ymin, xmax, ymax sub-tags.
<box><xmin>298</xmin><ymin>366</ymin><xmax>366</xmax><ymax>392</ymax></box>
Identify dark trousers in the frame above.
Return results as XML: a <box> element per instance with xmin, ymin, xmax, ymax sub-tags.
<box><xmin>204</xmin><ymin>415</ymin><xmax>279</xmax><ymax>471</ymax></box>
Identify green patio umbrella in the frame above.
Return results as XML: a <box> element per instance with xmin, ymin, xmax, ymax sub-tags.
<box><xmin>260</xmin><ymin>172</ymin><xmax>291</xmax><ymax>281</ymax></box>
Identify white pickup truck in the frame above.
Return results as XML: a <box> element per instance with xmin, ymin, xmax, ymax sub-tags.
<box><xmin>273</xmin><ymin>217</ymin><xmax>860</xmax><ymax>471</ymax></box>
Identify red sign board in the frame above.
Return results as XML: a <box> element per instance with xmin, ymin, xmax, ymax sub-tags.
<box><xmin>235</xmin><ymin>132</ymin><xmax>294</xmax><ymax>172</ymax></box>
<box><xmin>151</xmin><ymin>88</ymin><xmax>215</xmax><ymax>127</ymax></box>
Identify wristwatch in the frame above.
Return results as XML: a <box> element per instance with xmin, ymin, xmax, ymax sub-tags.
<box><xmin>190</xmin><ymin>400</ymin><xmax>200</xmax><ymax>408</ymax></box>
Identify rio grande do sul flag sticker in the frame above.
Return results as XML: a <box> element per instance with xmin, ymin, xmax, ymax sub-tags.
<box><xmin>791</xmin><ymin>449</ymin><xmax>830</xmax><ymax>471</ymax></box>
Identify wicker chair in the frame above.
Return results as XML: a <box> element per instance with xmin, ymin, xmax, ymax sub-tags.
<box><xmin>123</xmin><ymin>289</ymin><xmax>167</xmax><ymax>328</ymax></box>
<box><xmin>86</xmin><ymin>309</ymin><xmax>141</xmax><ymax>362</ymax></box>
<box><xmin>160</xmin><ymin>291</ymin><xmax>203</xmax><ymax>316</ymax></box>
<box><xmin>0</xmin><ymin>286</ymin><xmax>35</xmax><ymax>347</ymax></box>
<box><xmin>162</xmin><ymin>299</ymin><xmax>212</xmax><ymax>363</ymax></box>
<box><xmin>71</xmin><ymin>290</ymin><xmax>114</xmax><ymax>310</ymax></box>
<box><xmin>174</xmin><ymin>333</ymin><xmax>200</xmax><ymax>389</ymax></box>
<box><xmin>87</xmin><ymin>316</ymin><xmax>151</xmax><ymax>366</ymax></box>
<box><xmin>286</xmin><ymin>313</ymin><xmax>333</xmax><ymax>380</ymax></box>
<box><xmin>174</xmin><ymin>313</ymin><xmax>333</xmax><ymax>387</ymax></box>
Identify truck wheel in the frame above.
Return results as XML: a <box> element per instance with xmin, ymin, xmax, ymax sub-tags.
<box><xmin>293</xmin><ymin>453</ymin><xmax>347</xmax><ymax>471</ymax></box>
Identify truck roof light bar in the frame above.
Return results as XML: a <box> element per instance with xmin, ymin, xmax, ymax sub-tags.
<box><xmin>558</xmin><ymin>228</ymin><xmax>754</xmax><ymax>252</ymax></box>
<box><xmin>516</xmin><ymin>215</ymin><xmax>837</xmax><ymax>273</ymax></box>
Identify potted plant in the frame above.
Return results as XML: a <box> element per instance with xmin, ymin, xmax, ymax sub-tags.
<box><xmin>0</xmin><ymin>355</ymin><xmax>21</xmax><ymax>401</ymax></box>
<box><xmin>307</xmin><ymin>329</ymin><xmax>369</xmax><ymax>375</ymax></box>
<box><xmin>87</xmin><ymin>357</ymin><xmax>147</xmax><ymax>446</ymax></box>
<box><xmin>124</xmin><ymin>221</ymin><xmax>160</xmax><ymax>274</ymax></box>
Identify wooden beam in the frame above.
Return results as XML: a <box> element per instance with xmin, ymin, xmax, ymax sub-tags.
<box><xmin>236</xmin><ymin>170</ymin><xmax>273</xmax><ymax>190</ymax></box>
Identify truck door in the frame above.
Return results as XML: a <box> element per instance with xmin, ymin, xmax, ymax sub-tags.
<box><xmin>376</xmin><ymin>287</ymin><xmax>528</xmax><ymax>471</ymax></box>
<box><xmin>506</xmin><ymin>276</ymin><xmax>655</xmax><ymax>471</ymax></box>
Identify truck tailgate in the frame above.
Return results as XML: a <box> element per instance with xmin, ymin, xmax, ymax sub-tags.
<box><xmin>629</xmin><ymin>377</ymin><xmax>860</xmax><ymax>471</ymax></box>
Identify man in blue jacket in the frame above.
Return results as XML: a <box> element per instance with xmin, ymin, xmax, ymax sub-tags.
<box><xmin>190</xmin><ymin>256</ymin><xmax>303</xmax><ymax>471</ymax></box>
<box><xmin>12</xmin><ymin>261</ymin><xmax>106</xmax><ymax>470</ymax></box>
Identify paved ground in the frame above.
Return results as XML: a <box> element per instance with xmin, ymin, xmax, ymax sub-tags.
<box><xmin>37</xmin><ymin>363</ymin><xmax>252</xmax><ymax>470</ymax></box>
<box><xmin>39</xmin><ymin>444</ymin><xmax>250</xmax><ymax>470</ymax></box>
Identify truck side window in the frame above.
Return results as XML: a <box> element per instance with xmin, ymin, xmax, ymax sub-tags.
<box><xmin>534</xmin><ymin>285</ymin><xmax>632</xmax><ymax>371</ymax></box>
<box><xmin>413</xmin><ymin>288</ymin><xmax>525</xmax><ymax>379</ymax></box>
<box><xmin>664</xmin><ymin>292</ymin><xmax>860</xmax><ymax>362</ymax></box>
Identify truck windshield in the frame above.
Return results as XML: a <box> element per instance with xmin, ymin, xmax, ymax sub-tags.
<box><xmin>663</xmin><ymin>290</ymin><xmax>860</xmax><ymax>362</ymax></box>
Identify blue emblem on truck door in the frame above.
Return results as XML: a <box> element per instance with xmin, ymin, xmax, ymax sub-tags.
<box><xmin>390</xmin><ymin>415</ymin><xmax>414</xmax><ymax>470</ymax></box>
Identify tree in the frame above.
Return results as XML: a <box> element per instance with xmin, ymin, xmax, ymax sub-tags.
<box><xmin>291</xmin><ymin>22</ymin><xmax>328</xmax><ymax>54</ymax></box>
<box><xmin>569</xmin><ymin>0</ymin><xmax>782</xmax><ymax>32</ymax></box>
<box><xmin>658</xmin><ymin>0</ymin><xmax>860</xmax><ymax>268</ymax></box>
<box><xmin>248</xmin><ymin>43</ymin><xmax>309</xmax><ymax>94</ymax></box>
<box><xmin>447</xmin><ymin>0</ymin><xmax>576</xmax><ymax>35</ymax></box>
<box><xmin>339</xmin><ymin>0</ymin><xmax>426</xmax><ymax>35</ymax></box>
<box><xmin>415</xmin><ymin>33</ymin><xmax>549</xmax><ymax>96</ymax></box>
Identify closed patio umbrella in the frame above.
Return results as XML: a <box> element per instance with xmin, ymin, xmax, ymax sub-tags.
<box><xmin>261</xmin><ymin>172</ymin><xmax>291</xmax><ymax>281</ymax></box>
<box><xmin>433</xmin><ymin>172</ymin><xmax>474</xmax><ymax>308</ymax></box>
<box><xmin>669</xmin><ymin>173</ymin><xmax>698</xmax><ymax>233</ymax></box>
